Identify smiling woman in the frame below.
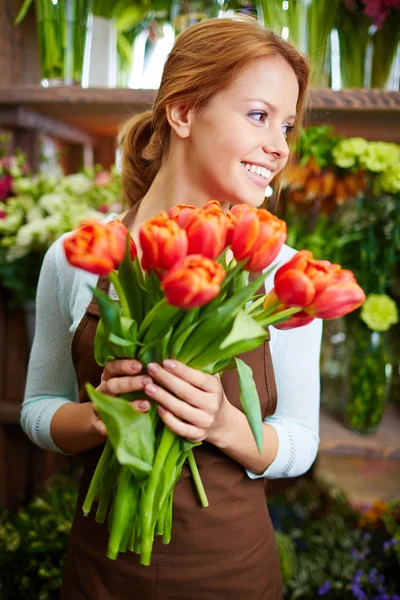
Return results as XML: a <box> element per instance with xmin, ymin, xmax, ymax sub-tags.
<box><xmin>21</xmin><ymin>15</ymin><xmax>320</xmax><ymax>600</ymax></box>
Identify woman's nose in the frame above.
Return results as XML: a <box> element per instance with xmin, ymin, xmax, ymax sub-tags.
<box><xmin>262</xmin><ymin>128</ymin><xmax>289</xmax><ymax>160</ymax></box>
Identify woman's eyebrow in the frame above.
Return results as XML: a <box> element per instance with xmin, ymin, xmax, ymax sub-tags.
<box><xmin>246</xmin><ymin>98</ymin><xmax>296</xmax><ymax>121</ymax></box>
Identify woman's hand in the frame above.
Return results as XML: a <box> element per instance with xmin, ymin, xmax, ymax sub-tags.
<box><xmin>93</xmin><ymin>358</ymin><xmax>153</xmax><ymax>436</ymax></box>
<box><xmin>143</xmin><ymin>360</ymin><xmax>231</xmax><ymax>444</ymax></box>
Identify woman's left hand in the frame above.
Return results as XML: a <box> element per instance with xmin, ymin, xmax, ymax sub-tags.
<box><xmin>143</xmin><ymin>360</ymin><xmax>230</xmax><ymax>444</ymax></box>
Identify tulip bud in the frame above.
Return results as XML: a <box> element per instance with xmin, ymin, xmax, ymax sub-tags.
<box><xmin>63</xmin><ymin>219</ymin><xmax>135</xmax><ymax>275</ymax></box>
<box><xmin>140</xmin><ymin>214</ymin><xmax>188</xmax><ymax>276</ymax></box>
<box><xmin>274</xmin><ymin>250</ymin><xmax>336</xmax><ymax>307</ymax></box>
<box><xmin>231</xmin><ymin>208</ymin><xmax>287</xmax><ymax>271</ymax></box>
<box><xmin>161</xmin><ymin>255</ymin><xmax>225</xmax><ymax>309</ymax></box>
<box><xmin>167</xmin><ymin>204</ymin><xmax>197</xmax><ymax>229</ymax></box>
<box><xmin>306</xmin><ymin>269</ymin><xmax>366</xmax><ymax>319</ymax></box>
<box><xmin>183</xmin><ymin>202</ymin><xmax>227</xmax><ymax>259</ymax></box>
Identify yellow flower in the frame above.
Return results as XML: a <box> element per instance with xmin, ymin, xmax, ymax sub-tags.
<box><xmin>361</xmin><ymin>294</ymin><xmax>399</xmax><ymax>332</ymax></box>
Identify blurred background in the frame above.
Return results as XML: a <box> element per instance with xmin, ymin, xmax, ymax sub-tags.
<box><xmin>0</xmin><ymin>0</ymin><xmax>399</xmax><ymax>597</ymax></box>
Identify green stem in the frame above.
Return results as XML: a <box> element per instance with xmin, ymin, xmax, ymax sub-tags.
<box><xmin>107</xmin><ymin>466</ymin><xmax>138</xmax><ymax>560</ymax></box>
<box><xmin>187</xmin><ymin>449</ymin><xmax>209</xmax><ymax>507</ymax></box>
<box><xmin>258</xmin><ymin>306</ymin><xmax>302</xmax><ymax>328</ymax></box>
<box><xmin>82</xmin><ymin>439</ymin><xmax>113</xmax><ymax>517</ymax></box>
<box><xmin>109</xmin><ymin>271</ymin><xmax>131</xmax><ymax>319</ymax></box>
<box><xmin>139</xmin><ymin>426</ymin><xmax>176</xmax><ymax>565</ymax></box>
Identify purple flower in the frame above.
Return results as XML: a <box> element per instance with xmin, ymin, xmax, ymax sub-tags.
<box><xmin>383</xmin><ymin>540</ymin><xmax>391</xmax><ymax>551</ymax></box>
<box><xmin>351</xmin><ymin>549</ymin><xmax>359</xmax><ymax>559</ymax></box>
<box><xmin>373</xmin><ymin>595</ymin><xmax>389</xmax><ymax>600</ymax></box>
<box><xmin>369</xmin><ymin>568</ymin><xmax>378</xmax><ymax>583</ymax></box>
<box><xmin>318</xmin><ymin>581</ymin><xmax>331</xmax><ymax>596</ymax></box>
<box><xmin>391</xmin><ymin>595</ymin><xmax>400</xmax><ymax>600</ymax></box>
<box><xmin>391</xmin><ymin>538</ymin><xmax>399</xmax><ymax>546</ymax></box>
<box><xmin>363</xmin><ymin>532</ymin><xmax>372</xmax><ymax>542</ymax></box>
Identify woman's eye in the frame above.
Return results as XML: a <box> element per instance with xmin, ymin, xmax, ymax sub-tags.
<box><xmin>283</xmin><ymin>125</ymin><xmax>295</xmax><ymax>139</ymax></box>
<box><xmin>249</xmin><ymin>111</ymin><xmax>267</xmax><ymax>123</ymax></box>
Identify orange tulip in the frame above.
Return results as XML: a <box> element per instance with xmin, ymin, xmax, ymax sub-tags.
<box><xmin>161</xmin><ymin>255</ymin><xmax>225</xmax><ymax>309</ymax></box>
<box><xmin>183</xmin><ymin>201</ymin><xmax>228</xmax><ymax>259</ymax></box>
<box><xmin>63</xmin><ymin>219</ymin><xmax>136</xmax><ymax>275</ymax></box>
<box><xmin>140</xmin><ymin>213</ymin><xmax>188</xmax><ymax>275</ymax></box>
<box><xmin>262</xmin><ymin>289</ymin><xmax>314</xmax><ymax>330</ymax></box>
<box><xmin>167</xmin><ymin>204</ymin><xmax>197</xmax><ymax>228</ymax></box>
<box><xmin>274</xmin><ymin>250</ymin><xmax>337</xmax><ymax>307</ymax></box>
<box><xmin>231</xmin><ymin>208</ymin><xmax>287</xmax><ymax>271</ymax></box>
<box><xmin>225</xmin><ymin>210</ymin><xmax>235</xmax><ymax>246</ymax></box>
<box><xmin>305</xmin><ymin>269</ymin><xmax>365</xmax><ymax>319</ymax></box>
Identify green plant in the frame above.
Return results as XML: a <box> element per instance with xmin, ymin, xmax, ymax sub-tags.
<box><xmin>0</xmin><ymin>469</ymin><xmax>79</xmax><ymax>600</ymax></box>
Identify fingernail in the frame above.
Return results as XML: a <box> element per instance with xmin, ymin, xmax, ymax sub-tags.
<box><xmin>146</xmin><ymin>385</ymin><xmax>157</xmax><ymax>395</ymax></box>
<box><xmin>141</xmin><ymin>376</ymin><xmax>153</xmax><ymax>385</ymax></box>
<box><xmin>158</xmin><ymin>406</ymin><xmax>166</xmax><ymax>414</ymax></box>
<box><xmin>163</xmin><ymin>360</ymin><xmax>176</xmax><ymax>369</ymax></box>
<box><xmin>138</xmin><ymin>401</ymin><xmax>150</xmax><ymax>410</ymax></box>
<box><xmin>130</xmin><ymin>361</ymin><xmax>141</xmax><ymax>372</ymax></box>
<box><xmin>147</xmin><ymin>363</ymin><xmax>159</xmax><ymax>373</ymax></box>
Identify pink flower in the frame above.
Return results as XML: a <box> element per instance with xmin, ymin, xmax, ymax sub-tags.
<box><xmin>95</xmin><ymin>170</ymin><xmax>112</xmax><ymax>187</ymax></box>
<box><xmin>362</xmin><ymin>0</ymin><xmax>400</xmax><ymax>28</ymax></box>
<box><xmin>0</xmin><ymin>175</ymin><xmax>13</xmax><ymax>200</ymax></box>
<box><xmin>0</xmin><ymin>210</ymin><xmax>6</xmax><ymax>220</ymax></box>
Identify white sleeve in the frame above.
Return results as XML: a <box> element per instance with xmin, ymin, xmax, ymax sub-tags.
<box><xmin>20</xmin><ymin>238</ymin><xmax>78</xmax><ymax>453</ymax></box>
<box><xmin>246</xmin><ymin>318</ymin><xmax>323</xmax><ymax>479</ymax></box>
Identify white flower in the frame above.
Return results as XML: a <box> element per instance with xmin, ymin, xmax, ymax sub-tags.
<box><xmin>6</xmin><ymin>245</ymin><xmax>29</xmax><ymax>261</ymax></box>
<box><xmin>26</xmin><ymin>207</ymin><xmax>44</xmax><ymax>223</ymax></box>
<box><xmin>38</xmin><ymin>192</ymin><xmax>67</xmax><ymax>214</ymax></box>
<box><xmin>62</xmin><ymin>174</ymin><xmax>91</xmax><ymax>195</ymax></box>
<box><xmin>15</xmin><ymin>219</ymin><xmax>49</xmax><ymax>248</ymax></box>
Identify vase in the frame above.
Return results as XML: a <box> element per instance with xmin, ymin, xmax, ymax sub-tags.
<box><xmin>370</xmin><ymin>15</ymin><xmax>400</xmax><ymax>90</ymax></box>
<box><xmin>336</xmin><ymin>10</ymin><xmax>370</xmax><ymax>88</ymax></box>
<box><xmin>88</xmin><ymin>17</ymin><xmax>117</xmax><ymax>87</ymax></box>
<box><xmin>259</xmin><ymin>0</ymin><xmax>341</xmax><ymax>87</ymax></box>
<box><xmin>320</xmin><ymin>318</ymin><xmax>348</xmax><ymax>415</ymax></box>
<box><xmin>170</xmin><ymin>0</ymin><xmax>219</xmax><ymax>35</ymax></box>
<box><xmin>344</xmin><ymin>317</ymin><xmax>392</xmax><ymax>435</ymax></box>
<box><xmin>36</xmin><ymin>0</ymin><xmax>92</xmax><ymax>87</ymax></box>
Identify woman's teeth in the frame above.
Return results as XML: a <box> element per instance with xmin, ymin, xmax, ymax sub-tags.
<box><xmin>242</xmin><ymin>162</ymin><xmax>272</xmax><ymax>180</ymax></box>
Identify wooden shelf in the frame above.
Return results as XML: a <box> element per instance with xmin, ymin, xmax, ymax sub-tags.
<box><xmin>319</xmin><ymin>406</ymin><xmax>400</xmax><ymax>460</ymax></box>
<box><xmin>0</xmin><ymin>86</ymin><xmax>399</xmax><ymax>140</ymax></box>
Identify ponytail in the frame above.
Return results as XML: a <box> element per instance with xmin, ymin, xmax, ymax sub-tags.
<box><xmin>119</xmin><ymin>111</ymin><xmax>164</xmax><ymax>207</ymax></box>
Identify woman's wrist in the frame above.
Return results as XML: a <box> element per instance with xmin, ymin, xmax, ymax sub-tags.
<box><xmin>50</xmin><ymin>401</ymin><xmax>106</xmax><ymax>454</ymax></box>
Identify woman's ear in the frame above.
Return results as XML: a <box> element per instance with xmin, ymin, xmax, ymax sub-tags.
<box><xmin>166</xmin><ymin>103</ymin><xmax>194</xmax><ymax>139</ymax></box>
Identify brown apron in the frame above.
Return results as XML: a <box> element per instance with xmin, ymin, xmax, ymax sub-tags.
<box><xmin>61</xmin><ymin>205</ymin><xmax>283</xmax><ymax>599</ymax></box>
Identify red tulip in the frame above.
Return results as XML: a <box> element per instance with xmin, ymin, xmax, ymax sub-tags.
<box><xmin>183</xmin><ymin>201</ymin><xmax>228</xmax><ymax>259</ymax></box>
<box><xmin>231</xmin><ymin>208</ymin><xmax>287</xmax><ymax>271</ymax></box>
<box><xmin>63</xmin><ymin>219</ymin><xmax>136</xmax><ymax>275</ymax></box>
<box><xmin>140</xmin><ymin>213</ymin><xmax>188</xmax><ymax>275</ymax></box>
<box><xmin>305</xmin><ymin>269</ymin><xmax>365</xmax><ymax>319</ymax></box>
<box><xmin>167</xmin><ymin>204</ymin><xmax>197</xmax><ymax>228</ymax></box>
<box><xmin>273</xmin><ymin>311</ymin><xmax>315</xmax><ymax>330</ymax></box>
<box><xmin>161</xmin><ymin>255</ymin><xmax>225</xmax><ymax>309</ymax></box>
<box><xmin>274</xmin><ymin>250</ymin><xmax>338</xmax><ymax>307</ymax></box>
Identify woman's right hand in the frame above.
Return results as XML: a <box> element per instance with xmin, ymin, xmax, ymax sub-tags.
<box><xmin>93</xmin><ymin>359</ymin><xmax>153</xmax><ymax>437</ymax></box>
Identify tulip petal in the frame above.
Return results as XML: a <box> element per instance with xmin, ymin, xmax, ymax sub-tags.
<box><xmin>274</xmin><ymin>269</ymin><xmax>316</xmax><ymax>307</ymax></box>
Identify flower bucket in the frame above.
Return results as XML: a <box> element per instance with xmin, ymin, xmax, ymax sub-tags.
<box><xmin>36</xmin><ymin>0</ymin><xmax>92</xmax><ymax>87</ymax></box>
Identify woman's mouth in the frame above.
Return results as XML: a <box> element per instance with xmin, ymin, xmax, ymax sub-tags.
<box><xmin>241</xmin><ymin>162</ymin><xmax>272</xmax><ymax>188</ymax></box>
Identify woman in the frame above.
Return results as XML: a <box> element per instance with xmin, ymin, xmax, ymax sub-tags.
<box><xmin>22</xmin><ymin>16</ymin><xmax>322</xmax><ymax>599</ymax></box>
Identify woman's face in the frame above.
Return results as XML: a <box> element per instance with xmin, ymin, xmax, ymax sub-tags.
<box><xmin>187</xmin><ymin>54</ymin><xmax>299</xmax><ymax>208</ymax></box>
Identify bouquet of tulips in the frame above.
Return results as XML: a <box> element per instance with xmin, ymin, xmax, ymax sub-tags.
<box><xmin>63</xmin><ymin>200</ymin><xmax>365</xmax><ymax>566</ymax></box>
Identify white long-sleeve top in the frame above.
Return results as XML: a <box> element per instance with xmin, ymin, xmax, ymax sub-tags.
<box><xmin>21</xmin><ymin>230</ymin><xmax>322</xmax><ymax>479</ymax></box>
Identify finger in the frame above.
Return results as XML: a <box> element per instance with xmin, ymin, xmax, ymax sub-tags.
<box><xmin>103</xmin><ymin>375</ymin><xmax>153</xmax><ymax>397</ymax></box>
<box><xmin>162</xmin><ymin>360</ymin><xmax>218</xmax><ymax>392</ymax></box>
<box><xmin>93</xmin><ymin>418</ymin><xmax>107</xmax><ymax>437</ymax></box>
<box><xmin>131</xmin><ymin>399</ymin><xmax>151</xmax><ymax>412</ymax></box>
<box><xmin>144</xmin><ymin>383</ymin><xmax>211</xmax><ymax>429</ymax></box>
<box><xmin>157</xmin><ymin>406</ymin><xmax>204</xmax><ymax>442</ymax></box>
<box><xmin>102</xmin><ymin>359</ymin><xmax>142</xmax><ymax>381</ymax></box>
<box><xmin>147</xmin><ymin>363</ymin><xmax>208</xmax><ymax>408</ymax></box>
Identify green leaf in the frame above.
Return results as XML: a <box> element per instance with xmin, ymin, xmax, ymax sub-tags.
<box><xmin>92</xmin><ymin>287</ymin><xmax>121</xmax><ymax>333</ymax></box>
<box><xmin>14</xmin><ymin>0</ymin><xmax>33</xmax><ymax>25</ymax></box>
<box><xmin>177</xmin><ymin>271</ymin><xmax>268</xmax><ymax>364</ymax></box>
<box><xmin>143</xmin><ymin>303</ymin><xmax>182</xmax><ymax>345</ymax></box>
<box><xmin>86</xmin><ymin>384</ymin><xmax>154</xmax><ymax>480</ymax></box>
<box><xmin>118</xmin><ymin>240</ymin><xmax>144</xmax><ymax>325</ymax></box>
<box><xmin>108</xmin><ymin>333</ymin><xmax>134</xmax><ymax>347</ymax></box>
<box><xmin>220</xmin><ymin>310</ymin><xmax>267</xmax><ymax>349</ymax></box>
<box><xmin>234</xmin><ymin>358</ymin><xmax>263</xmax><ymax>453</ymax></box>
